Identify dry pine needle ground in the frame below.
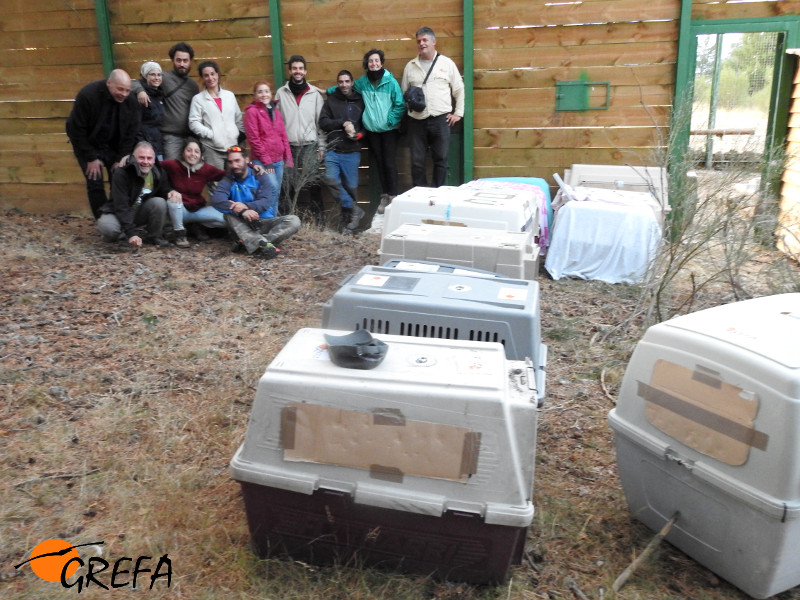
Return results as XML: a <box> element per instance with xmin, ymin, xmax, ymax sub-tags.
<box><xmin>1</xmin><ymin>211</ymin><xmax>797</xmax><ymax>600</ymax></box>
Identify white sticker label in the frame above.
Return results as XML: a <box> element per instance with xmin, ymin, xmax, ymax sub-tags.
<box><xmin>356</xmin><ymin>274</ymin><xmax>389</xmax><ymax>287</ymax></box>
<box><xmin>498</xmin><ymin>287</ymin><xmax>528</xmax><ymax>301</ymax></box>
<box><xmin>393</xmin><ymin>261</ymin><xmax>440</xmax><ymax>273</ymax></box>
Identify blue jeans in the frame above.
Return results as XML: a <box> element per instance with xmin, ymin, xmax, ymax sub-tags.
<box><xmin>324</xmin><ymin>151</ymin><xmax>360</xmax><ymax>209</ymax></box>
<box><xmin>263</xmin><ymin>160</ymin><xmax>284</xmax><ymax>212</ymax></box>
<box><xmin>167</xmin><ymin>202</ymin><xmax>227</xmax><ymax>230</ymax></box>
<box><xmin>407</xmin><ymin>114</ymin><xmax>450</xmax><ymax>188</ymax></box>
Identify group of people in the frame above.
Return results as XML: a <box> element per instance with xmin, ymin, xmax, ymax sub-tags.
<box><xmin>65</xmin><ymin>28</ymin><xmax>464</xmax><ymax>256</ymax></box>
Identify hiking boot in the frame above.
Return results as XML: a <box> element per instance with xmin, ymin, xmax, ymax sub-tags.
<box><xmin>173</xmin><ymin>230</ymin><xmax>190</xmax><ymax>248</ymax></box>
<box><xmin>346</xmin><ymin>204</ymin><xmax>365</xmax><ymax>230</ymax></box>
<box><xmin>257</xmin><ymin>240</ymin><xmax>280</xmax><ymax>259</ymax></box>
<box><xmin>188</xmin><ymin>223</ymin><xmax>211</xmax><ymax>242</ymax></box>
<box><xmin>147</xmin><ymin>236</ymin><xmax>170</xmax><ymax>248</ymax></box>
<box><xmin>339</xmin><ymin>208</ymin><xmax>352</xmax><ymax>233</ymax></box>
<box><xmin>376</xmin><ymin>194</ymin><xmax>390</xmax><ymax>215</ymax></box>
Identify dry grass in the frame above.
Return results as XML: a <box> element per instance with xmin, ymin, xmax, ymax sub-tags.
<box><xmin>1</xmin><ymin>210</ymin><xmax>799</xmax><ymax>600</ymax></box>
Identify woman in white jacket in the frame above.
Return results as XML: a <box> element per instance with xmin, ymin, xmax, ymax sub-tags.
<box><xmin>188</xmin><ymin>61</ymin><xmax>244</xmax><ymax>177</ymax></box>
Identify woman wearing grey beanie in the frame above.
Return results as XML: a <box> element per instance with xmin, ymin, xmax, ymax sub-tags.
<box><xmin>136</xmin><ymin>61</ymin><xmax>166</xmax><ymax>160</ymax></box>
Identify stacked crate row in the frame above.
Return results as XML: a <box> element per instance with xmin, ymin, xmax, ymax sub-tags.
<box><xmin>230</xmin><ymin>182</ymin><xmax>549</xmax><ymax>583</ymax></box>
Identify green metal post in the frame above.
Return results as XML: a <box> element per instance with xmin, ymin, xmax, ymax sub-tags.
<box><xmin>705</xmin><ymin>34</ymin><xmax>723</xmax><ymax>168</ymax></box>
<box><xmin>269</xmin><ymin>0</ymin><xmax>285</xmax><ymax>87</ymax></box>
<box><xmin>462</xmin><ymin>0</ymin><xmax>474</xmax><ymax>182</ymax></box>
<box><xmin>668</xmin><ymin>0</ymin><xmax>696</xmax><ymax>237</ymax></box>
<box><xmin>93</xmin><ymin>0</ymin><xmax>114</xmax><ymax>76</ymax></box>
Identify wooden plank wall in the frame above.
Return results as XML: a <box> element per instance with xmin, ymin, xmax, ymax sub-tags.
<box><xmin>778</xmin><ymin>62</ymin><xmax>800</xmax><ymax>260</ymax></box>
<box><xmin>0</xmin><ymin>0</ymin><xmax>273</xmax><ymax>214</ymax></box>
<box><xmin>692</xmin><ymin>0</ymin><xmax>800</xmax><ymax>21</ymax></box>
<box><xmin>278</xmin><ymin>0</ymin><xmax>464</xmax><ymax>200</ymax></box>
<box><xmin>3</xmin><ymin>0</ymin><xmax>800</xmax><ymax>215</ymax></box>
<box><xmin>1</xmin><ymin>0</ymin><xmax>102</xmax><ymax>212</ymax></box>
<box><xmin>473</xmin><ymin>0</ymin><xmax>680</xmax><ymax>182</ymax></box>
<box><xmin>110</xmin><ymin>0</ymin><xmax>272</xmax><ymax>94</ymax></box>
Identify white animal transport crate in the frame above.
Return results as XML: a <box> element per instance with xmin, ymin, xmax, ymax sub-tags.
<box><xmin>379</xmin><ymin>223</ymin><xmax>539</xmax><ymax>280</ymax></box>
<box><xmin>382</xmin><ymin>185</ymin><xmax>539</xmax><ymax>239</ymax></box>
<box><xmin>608</xmin><ymin>293</ymin><xmax>800</xmax><ymax>598</ymax></box>
<box><xmin>230</xmin><ymin>328</ymin><xmax>540</xmax><ymax>583</ymax></box>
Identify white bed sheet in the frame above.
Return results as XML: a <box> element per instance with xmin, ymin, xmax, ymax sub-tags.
<box><xmin>544</xmin><ymin>191</ymin><xmax>662</xmax><ymax>284</ymax></box>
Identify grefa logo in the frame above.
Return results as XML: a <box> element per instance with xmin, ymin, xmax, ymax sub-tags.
<box><xmin>14</xmin><ymin>538</ymin><xmax>171</xmax><ymax>593</ymax></box>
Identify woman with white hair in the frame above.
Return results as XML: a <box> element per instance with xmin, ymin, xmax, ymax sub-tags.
<box><xmin>136</xmin><ymin>61</ymin><xmax>166</xmax><ymax>160</ymax></box>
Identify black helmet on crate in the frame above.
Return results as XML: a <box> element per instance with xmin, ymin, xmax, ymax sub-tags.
<box><xmin>324</xmin><ymin>330</ymin><xmax>388</xmax><ymax>370</ymax></box>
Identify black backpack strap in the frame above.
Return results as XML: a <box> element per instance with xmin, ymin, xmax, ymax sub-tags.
<box><xmin>162</xmin><ymin>76</ymin><xmax>189</xmax><ymax>100</ymax></box>
<box><xmin>422</xmin><ymin>54</ymin><xmax>439</xmax><ymax>85</ymax></box>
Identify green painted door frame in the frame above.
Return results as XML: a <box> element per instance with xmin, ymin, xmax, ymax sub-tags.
<box><xmin>672</xmin><ymin>1</ymin><xmax>800</xmax><ymax>216</ymax></box>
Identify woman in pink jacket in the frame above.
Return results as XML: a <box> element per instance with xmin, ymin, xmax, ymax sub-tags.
<box><xmin>244</xmin><ymin>81</ymin><xmax>294</xmax><ymax>213</ymax></box>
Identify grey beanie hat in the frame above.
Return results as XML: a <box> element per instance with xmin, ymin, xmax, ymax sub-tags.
<box><xmin>140</xmin><ymin>61</ymin><xmax>162</xmax><ymax>78</ymax></box>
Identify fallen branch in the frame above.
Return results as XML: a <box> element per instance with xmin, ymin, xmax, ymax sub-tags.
<box><xmin>567</xmin><ymin>578</ymin><xmax>590</xmax><ymax>600</ymax></box>
<box><xmin>612</xmin><ymin>512</ymin><xmax>679</xmax><ymax>593</ymax></box>
<box><xmin>14</xmin><ymin>469</ymin><xmax>99</xmax><ymax>488</ymax></box>
<box><xmin>599</xmin><ymin>368</ymin><xmax>615</xmax><ymax>403</ymax></box>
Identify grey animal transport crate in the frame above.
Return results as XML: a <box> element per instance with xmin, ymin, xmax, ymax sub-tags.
<box><xmin>320</xmin><ymin>263</ymin><xmax>547</xmax><ymax>401</ymax></box>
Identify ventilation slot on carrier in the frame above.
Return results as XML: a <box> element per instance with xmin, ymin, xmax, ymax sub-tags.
<box><xmin>399</xmin><ymin>322</ymin><xmax>461</xmax><ymax>340</ymax></box>
<box><xmin>358</xmin><ymin>318</ymin><xmax>390</xmax><ymax>334</ymax></box>
<box><xmin>469</xmin><ymin>330</ymin><xmax>506</xmax><ymax>347</ymax></box>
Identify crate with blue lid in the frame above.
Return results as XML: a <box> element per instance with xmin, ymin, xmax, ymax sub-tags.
<box><xmin>608</xmin><ymin>293</ymin><xmax>800</xmax><ymax>598</ymax></box>
<box><xmin>230</xmin><ymin>328</ymin><xmax>540</xmax><ymax>583</ymax></box>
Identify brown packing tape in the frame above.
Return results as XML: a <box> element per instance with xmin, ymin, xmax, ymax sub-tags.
<box><xmin>460</xmin><ymin>432</ymin><xmax>482</xmax><ymax>478</ymax></box>
<box><xmin>692</xmin><ymin>365</ymin><xmax>722</xmax><ymax>389</ymax></box>
<box><xmin>421</xmin><ymin>219</ymin><xmax>467</xmax><ymax>227</ymax></box>
<box><xmin>370</xmin><ymin>464</ymin><xmax>404</xmax><ymax>483</ymax></box>
<box><xmin>373</xmin><ymin>408</ymin><xmax>406</xmax><ymax>426</ymax></box>
<box><xmin>280</xmin><ymin>406</ymin><xmax>297</xmax><ymax>450</ymax></box>
<box><xmin>641</xmin><ymin>360</ymin><xmax>767</xmax><ymax>466</ymax></box>
<box><xmin>638</xmin><ymin>382</ymin><xmax>769</xmax><ymax>450</ymax></box>
<box><xmin>652</xmin><ymin>359</ymin><xmax>758</xmax><ymax>420</ymax></box>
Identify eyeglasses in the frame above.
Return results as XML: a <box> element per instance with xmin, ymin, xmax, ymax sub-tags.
<box><xmin>226</xmin><ymin>146</ymin><xmax>244</xmax><ymax>154</ymax></box>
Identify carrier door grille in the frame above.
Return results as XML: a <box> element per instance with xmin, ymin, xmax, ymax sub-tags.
<box><xmin>357</xmin><ymin>318</ymin><xmax>507</xmax><ymax>347</ymax></box>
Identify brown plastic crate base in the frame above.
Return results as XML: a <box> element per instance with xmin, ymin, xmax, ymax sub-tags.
<box><xmin>239</xmin><ymin>481</ymin><xmax>527</xmax><ymax>584</ymax></box>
